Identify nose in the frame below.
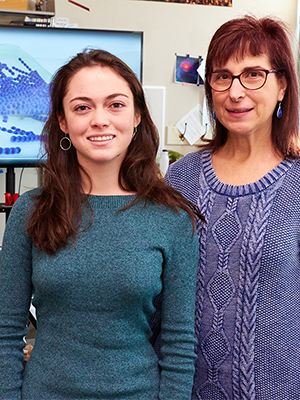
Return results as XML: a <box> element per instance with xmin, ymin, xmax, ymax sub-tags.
<box><xmin>228</xmin><ymin>76</ymin><xmax>245</xmax><ymax>101</ymax></box>
<box><xmin>91</xmin><ymin>107</ymin><xmax>110</xmax><ymax>127</ymax></box>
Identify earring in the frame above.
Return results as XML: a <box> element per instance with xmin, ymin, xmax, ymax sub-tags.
<box><xmin>60</xmin><ymin>134</ymin><xmax>72</xmax><ymax>151</ymax></box>
<box><xmin>213</xmin><ymin>111</ymin><xmax>216</xmax><ymax>120</ymax></box>
<box><xmin>276</xmin><ymin>102</ymin><xmax>282</xmax><ymax>118</ymax></box>
<box><xmin>132</xmin><ymin>126</ymin><xmax>138</xmax><ymax>139</ymax></box>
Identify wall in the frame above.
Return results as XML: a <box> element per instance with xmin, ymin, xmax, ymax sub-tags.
<box><xmin>55</xmin><ymin>0</ymin><xmax>298</xmax><ymax>155</ymax></box>
<box><xmin>0</xmin><ymin>0</ymin><xmax>298</xmax><ymax>243</ymax></box>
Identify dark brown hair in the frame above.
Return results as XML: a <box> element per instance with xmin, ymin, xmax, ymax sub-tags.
<box><xmin>28</xmin><ymin>49</ymin><xmax>203</xmax><ymax>254</ymax></box>
<box><xmin>203</xmin><ymin>15</ymin><xmax>300</xmax><ymax>157</ymax></box>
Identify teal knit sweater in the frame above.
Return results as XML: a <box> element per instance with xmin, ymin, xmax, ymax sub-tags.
<box><xmin>0</xmin><ymin>191</ymin><xmax>198</xmax><ymax>400</ymax></box>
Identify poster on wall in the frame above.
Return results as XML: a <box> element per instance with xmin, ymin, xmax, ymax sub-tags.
<box><xmin>138</xmin><ymin>0</ymin><xmax>232</xmax><ymax>6</ymax></box>
<box><xmin>175</xmin><ymin>55</ymin><xmax>204</xmax><ymax>85</ymax></box>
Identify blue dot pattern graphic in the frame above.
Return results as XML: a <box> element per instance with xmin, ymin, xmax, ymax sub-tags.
<box><xmin>0</xmin><ymin>51</ymin><xmax>50</xmax><ymax>162</ymax></box>
<box><xmin>0</xmin><ymin>57</ymin><xmax>50</xmax><ymax>121</ymax></box>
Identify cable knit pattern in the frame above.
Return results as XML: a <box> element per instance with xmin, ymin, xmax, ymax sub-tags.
<box><xmin>198</xmin><ymin>197</ymin><xmax>239</xmax><ymax>399</ymax></box>
<box><xmin>194</xmin><ymin>171</ymin><xmax>216</xmax><ymax>352</ymax></box>
<box><xmin>165</xmin><ymin>150</ymin><xmax>300</xmax><ymax>400</ymax></box>
<box><xmin>232</xmin><ymin>194</ymin><xmax>257</xmax><ymax>400</ymax></box>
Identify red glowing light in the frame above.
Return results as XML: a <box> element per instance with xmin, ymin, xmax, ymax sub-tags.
<box><xmin>181</xmin><ymin>61</ymin><xmax>192</xmax><ymax>71</ymax></box>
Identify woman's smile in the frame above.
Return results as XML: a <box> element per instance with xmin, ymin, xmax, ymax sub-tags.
<box><xmin>88</xmin><ymin>135</ymin><xmax>115</xmax><ymax>142</ymax></box>
<box><xmin>226</xmin><ymin>107</ymin><xmax>253</xmax><ymax>113</ymax></box>
<box><xmin>225</xmin><ymin>106</ymin><xmax>254</xmax><ymax>118</ymax></box>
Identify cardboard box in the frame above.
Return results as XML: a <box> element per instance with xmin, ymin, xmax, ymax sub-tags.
<box><xmin>0</xmin><ymin>0</ymin><xmax>28</xmax><ymax>11</ymax></box>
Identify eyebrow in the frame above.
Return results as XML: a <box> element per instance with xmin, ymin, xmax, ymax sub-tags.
<box><xmin>212</xmin><ymin>65</ymin><xmax>266</xmax><ymax>73</ymax></box>
<box><xmin>69</xmin><ymin>93</ymin><xmax>130</xmax><ymax>103</ymax></box>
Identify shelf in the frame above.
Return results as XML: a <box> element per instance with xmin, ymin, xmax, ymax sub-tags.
<box><xmin>0</xmin><ymin>0</ymin><xmax>55</xmax><ymax>24</ymax></box>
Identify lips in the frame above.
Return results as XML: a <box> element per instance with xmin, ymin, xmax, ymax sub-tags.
<box><xmin>88</xmin><ymin>135</ymin><xmax>115</xmax><ymax>142</ymax></box>
<box><xmin>227</xmin><ymin>107</ymin><xmax>253</xmax><ymax>113</ymax></box>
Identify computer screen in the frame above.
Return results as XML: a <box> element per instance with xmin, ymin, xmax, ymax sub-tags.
<box><xmin>0</xmin><ymin>25</ymin><xmax>143</xmax><ymax>167</ymax></box>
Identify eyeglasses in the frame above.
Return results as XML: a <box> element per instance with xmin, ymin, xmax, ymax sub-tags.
<box><xmin>206</xmin><ymin>69</ymin><xmax>279</xmax><ymax>92</ymax></box>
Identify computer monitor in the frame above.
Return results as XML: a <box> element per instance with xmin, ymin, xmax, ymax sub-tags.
<box><xmin>0</xmin><ymin>24</ymin><xmax>143</xmax><ymax>167</ymax></box>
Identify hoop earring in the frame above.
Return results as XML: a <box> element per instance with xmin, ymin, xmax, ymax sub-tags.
<box><xmin>276</xmin><ymin>102</ymin><xmax>282</xmax><ymax>118</ymax></box>
<box><xmin>60</xmin><ymin>135</ymin><xmax>72</xmax><ymax>151</ymax></box>
<box><xmin>132</xmin><ymin>126</ymin><xmax>138</xmax><ymax>139</ymax></box>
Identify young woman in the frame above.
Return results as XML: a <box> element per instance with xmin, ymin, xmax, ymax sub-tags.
<box><xmin>166</xmin><ymin>16</ymin><xmax>300</xmax><ymax>399</ymax></box>
<box><xmin>0</xmin><ymin>49</ymin><xmax>202</xmax><ymax>400</ymax></box>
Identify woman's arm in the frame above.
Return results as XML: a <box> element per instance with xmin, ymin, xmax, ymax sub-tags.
<box><xmin>0</xmin><ymin>192</ymin><xmax>34</xmax><ymax>400</ymax></box>
<box><xmin>159</xmin><ymin>211</ymin><xmax>198</xmax><ymax>400</ymax></box>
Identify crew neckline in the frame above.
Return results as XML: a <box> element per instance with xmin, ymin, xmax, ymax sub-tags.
<box><xmin>88</xmin><ymin>194</ymin><xmax>137</xmax><ymax>209</ymax></box>
<box><xmin>201</xmin><ymin>149</ymin><xmax>294</xmax><ymax>196</ymax></box>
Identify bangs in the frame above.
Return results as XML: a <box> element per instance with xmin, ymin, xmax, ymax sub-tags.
<box><xmin>208</xmin><ymin>24</ymin><xmax>273</xmax><ymax>70</ymax></box>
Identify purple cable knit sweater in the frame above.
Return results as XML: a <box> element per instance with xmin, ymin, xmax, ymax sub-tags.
<box><xmin>165</xmin><ymin>149</ymin><xmax>300</xmax><ymax>400</ymax></box>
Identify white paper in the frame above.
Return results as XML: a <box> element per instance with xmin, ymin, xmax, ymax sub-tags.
<box><xmin>175</xmin><ymin>104</ymin><xmax>206</xmax><ymax>145</ymax></box>
<box><xmin>30</xmin><ymin>303</ymin><xmax>36</xmax><ymax>319</ymax></box>
<box><xmin>197</xmin><ymin>58</ymin><xmax>206</xmax><ymax>82</ymax></box>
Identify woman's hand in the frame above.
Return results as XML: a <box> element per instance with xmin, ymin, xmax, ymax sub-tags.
<box><xmin>23</xmin><ymin>343</ymin><xmax>33</xmax><ymax>362</ymax></box>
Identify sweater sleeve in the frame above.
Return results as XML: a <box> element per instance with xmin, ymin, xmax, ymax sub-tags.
<box><xmin>0</xmin><ymin>192</ymin><xmax>34</xmax><ymax>400</ymax></box>
<box><xmin>159</xmin><ymin>212</ymin><xmax>198</xmax><ymax>400</ymax></box>
<box><xmin>164</xmin><ymin>158</ymin><xmax>186</xmax><ymax>195</ymax></box>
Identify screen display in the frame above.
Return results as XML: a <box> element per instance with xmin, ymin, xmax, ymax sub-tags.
<box><xmin>0</xmin><ymin>25</ymin><xmax>143</xmax><ymax>167</ymax></box>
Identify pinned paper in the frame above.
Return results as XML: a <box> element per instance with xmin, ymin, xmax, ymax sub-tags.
<box><xmin>197</xmin><ymin>58</ymin><xmax>206</xmax><ymax>82</ymax></box>
<box><xmin>175</xmin><ymin>104</ymin><xmax>206</xmax><ymax>145</ymax></box>
<box><xmin>175</xmin><ymin>55</ymin><xmax>204</xmax><ymax>85</ymax></box>
<box><xmin>175</xmin><ymin>98</ymin><xmax>212</xmax><ymax>145</ymax></box>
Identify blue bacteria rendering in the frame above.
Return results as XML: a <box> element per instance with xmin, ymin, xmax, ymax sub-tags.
<box><xmin>0</xmin><ymin>50</ymin><xmax>50</xmax><ymax>160</ymax></box>
<box><xmin>0</xmin><ymin>146</ymin><xmax>21</xmax><ymax>155</ymax></box>
<box><xmin>0</xmin><ymin>57</ymin><xmax>50</xmax><ymax>123</ymax></box>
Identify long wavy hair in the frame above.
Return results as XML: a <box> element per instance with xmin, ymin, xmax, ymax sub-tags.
<box><xmin>27</xmin><ymin>49</ymin><xmax>203</xmax><ymax>254</ymax></box>
<box><xmin>203</xmin><ymin>15</ymin><xmax>300</xmax><ymax>157</ymax></box>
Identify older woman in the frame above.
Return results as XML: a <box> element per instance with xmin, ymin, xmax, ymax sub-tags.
<box><xmin>166</xmin><ymin>16</ymin><xmax>300</xmax><ymax>400</ymax></box>
<box><xmin>0</xmin><ymin>49</ymin><xmax>202</xmax><ymax>400</ymax></box>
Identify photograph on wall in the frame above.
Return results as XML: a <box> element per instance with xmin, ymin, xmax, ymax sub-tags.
<box><xmin>139</xmin><ymin>0</ymin><xmax>232</xmax><ymax>6</ymax></box>
<box><xmin>175</xmin><ymin>55</ymin><xmax>204</xmax><ymax>85</ymax></box>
